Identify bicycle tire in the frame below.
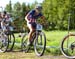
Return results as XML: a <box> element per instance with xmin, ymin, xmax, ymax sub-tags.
<box><xmin>8</xmin><ymin>34</ymin><xmax>15</xmax><ymax>51</ymax></box>
<box><xmin>21</xmin><ymin>33</ymin><xmax>30</xmax><ymax>52</ymax></box>
<box><xmin>0</xmin><ymin>34</ymin><xmax>9</xmax><ymax>52</ymax></box>
<box><xmin>34</xmin><ymin>31</ymin><xmax>46</xmax><ymax>56</ymax></box>
<box><xmin>60</xmin><ymin>33</ymin><xmax>75</xmax><ymax>59</ymax></box>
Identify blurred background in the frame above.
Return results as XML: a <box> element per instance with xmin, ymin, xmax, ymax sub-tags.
<box><xmin>0</xmin><ymin>0</ymin><xmax>75</xmax><ymax>56</ymax></box>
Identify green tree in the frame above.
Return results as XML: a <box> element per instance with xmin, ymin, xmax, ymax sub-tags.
<box><xmin>42</xmin><ymin>0</ymin><xmax>70</xmax><ymax>30</ymax></box>
<box><xmin>5</xmin><ymin>0</ymin><xmax>12</xmax><ymax>13</ymax></box>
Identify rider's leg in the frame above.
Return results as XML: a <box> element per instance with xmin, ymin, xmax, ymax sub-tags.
<box><xmin>27</xmin><ymin>22</ymin><xmax>36</xmax><ymax>45</ymax></box>
<box><xmin>28</xmin><ymin>25</ymin><xmax>35</xmax><ymax>45</ymax></box>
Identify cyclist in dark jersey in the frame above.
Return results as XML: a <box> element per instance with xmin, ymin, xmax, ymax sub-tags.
<box><xmin>25</xmin><ymin>5</ymin><xmax>45</xmax><ymax>46</ymax></box>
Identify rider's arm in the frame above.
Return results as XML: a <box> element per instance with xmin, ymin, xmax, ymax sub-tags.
<box><xmin>1</xmin><ymin>21</ymin><xmax>7</xmax><ymax>32</ymax></box>
<box><xmin>25</xmin><ymin>10</ymin><xmax>35</xmax><ymax>22</ymax></box>
<box><xmin>25</xmin><ymin>13</ymin><xmax>29</xmax><ymax>22</ymax></box>
<box><xmin>40</xmin><ymin>16</ymin><xmax>45</xmax><ymax>20</ymax></box>
<box><xmin>40</xmin><ymin>15</ymin><xmax>47</xmax><ymax>25</ymax></box>
<box><xmin>1</xmin><ymin>20</ymin><xmax>6</xmax><ymax>26</ymax></box>
<box><xmin>38</xmin><ymin>12</ymin><xmax>46</xmax><ymax>20</ymax></box>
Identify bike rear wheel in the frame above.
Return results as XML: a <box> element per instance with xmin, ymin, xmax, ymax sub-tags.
<box><xmin>61</xmin><ymin>33</ymin><xmax>75</xmax><ymax>58</ymax></box>
<box><xmin>8</xmin><ymin>33</ymin><xmax>15</xmax><ymax>51</ymax></box>
<box><xmin>34</xmin><ymin>31</ymin><xmax>46</xmax><ymax>56</ymax></box>
<box><xmin>21</xmin><ymin>33</ymin><xmax>30</xmax><ymax>52</ymax></box>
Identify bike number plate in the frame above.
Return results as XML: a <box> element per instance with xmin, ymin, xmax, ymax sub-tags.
<box><xmin>36</xmin><ymin>24</ymin><xmax>42</xmax><ymax>30</ymax></box>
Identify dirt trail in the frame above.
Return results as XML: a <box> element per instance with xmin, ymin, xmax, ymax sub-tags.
<box><xmin>0</xmin><ymin>51</ymin><xmax>67</xmax><ymax>59</ymax></box>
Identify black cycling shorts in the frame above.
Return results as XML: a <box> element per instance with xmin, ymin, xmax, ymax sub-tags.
<box><xmin>29</xmin><ymin>22</ymin><xmax>37</xmax><ymax>29</ymax></box>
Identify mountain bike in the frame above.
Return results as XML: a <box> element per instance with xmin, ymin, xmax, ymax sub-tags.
<box><xmin>60</xmin><ymin>33</ymin><xmax>75</xmax><ymax>59</ymax></box>
<box><xmin>0</xmin><ymin>27</ymin><xmax>15</xmax><ymax>52</ymax></box>
<box><xmin>21</xmin><ymin>24</ymin><xmax>46</xmax><ymax>56</ymax></box>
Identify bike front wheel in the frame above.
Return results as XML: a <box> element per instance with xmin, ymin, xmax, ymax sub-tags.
<box><xmin>60</xmin><ymin>33</ymin><xmax>75</xmax><ymax>59</ymax></box>
<box><xmin>0</xmin><ymin>34</ymin><xmax>9</xmax><ymax>52</ymax></box>
<box><xmin>34</xmin><ymin>31</ymin><xmax>46</xmax><ymax>56</ymax></box>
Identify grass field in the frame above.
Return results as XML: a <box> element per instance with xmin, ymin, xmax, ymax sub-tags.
<box><xmin>15</xmin><ymin>30</ymin><xmax>69</xmax><ymax>46</ymax></box>
<box><xmin>45</xmin><ymin>30</ymin><xmax>68</xmax><ymax>46</ymax></box>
